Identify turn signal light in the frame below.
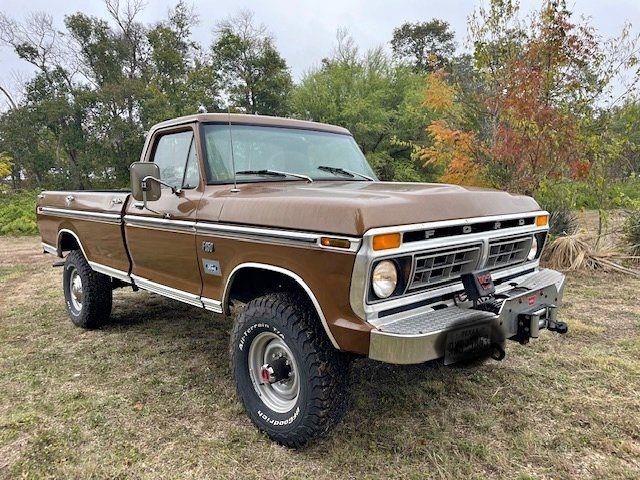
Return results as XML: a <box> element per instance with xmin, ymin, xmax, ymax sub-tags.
<box><xmin>320</xmin><ymin>237</ymin><xmax>352</xmax><ymax>249</ymax></box>
<box><xmin>372</xmin><ymin>233</ymin><xmax>401</xmax><ymax>251</ymax></box>
<box><xmin>536</xmin><ymin>215</ymin><xmax>549</xmax><ymax>227</ymax></box>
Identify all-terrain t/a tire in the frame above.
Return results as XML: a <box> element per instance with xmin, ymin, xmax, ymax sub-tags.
<box><xmin>63</xmin><ymin>250</ymin><xmax>113</xmax><ymax>328</ymax></box>
<box><xmin>230</xmin><ymin>292</ymin><xmax>350</xmax><ymax>448</ymax></box>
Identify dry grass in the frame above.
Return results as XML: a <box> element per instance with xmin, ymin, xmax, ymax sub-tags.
<box><xmin>1</xmin><ymin>235</ymin><xmax>639</xmax><ymax>479</ymax></box>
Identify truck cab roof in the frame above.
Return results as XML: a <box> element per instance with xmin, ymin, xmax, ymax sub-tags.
<box><xmin>149</xmin><ymin>113</ymin><xmax>352</xmax><ymax>136</ymax></box>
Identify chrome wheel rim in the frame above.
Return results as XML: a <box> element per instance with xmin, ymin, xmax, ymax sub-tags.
<box><xmin>248</xmin><ymin>332</ymin><xmax>300</xmax><ymax>413</ymax></box>
<box><xmin>69</xmin><ymin>267</ymin><xmax>83</xmax><ymax>311</ymax></box>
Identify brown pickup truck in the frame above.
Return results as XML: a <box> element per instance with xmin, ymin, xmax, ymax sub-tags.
<box><xmin>37</xmin><ymin>113</ymin><xmax>567</xmax><ymax>447</ymax></box>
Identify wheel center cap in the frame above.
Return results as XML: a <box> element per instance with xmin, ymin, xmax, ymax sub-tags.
<box><xmin>259</xmin><ymin>356</ymin><xmax>292</xmax><ymax>384</ymax></box>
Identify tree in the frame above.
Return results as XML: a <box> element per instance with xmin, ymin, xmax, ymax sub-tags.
<box><xmin>64</xmin><ymin>7</ymin><xmax>147</xmax><ymax>184</ymax></box>
<box><xmin>292</xmin><ymin>30</ymin><xmax>434</xmax><ymax>181</ymax></box>
<box><xmin>144</xmin><ymin>1</ymin><xmax>219</xmax><ymax>125</ymax></box>
<box><xmin>391</xmin><ymin>20</ymin><xmax>455</xmax><ymax>72</ymax></box>
<box><xmin>213</xmin><ymin>10</ymin><xmax>292</xmax><ymax>115</ymax></box>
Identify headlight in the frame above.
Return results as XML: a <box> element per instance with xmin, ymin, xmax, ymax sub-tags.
<box><xmin>372</xmin><ymin>260</ymin><xmax>398</xmax><ymax>298</ymax></box>
<box><xmin>527</xmin><ymin>236</ymin><xmax>538</xmax><ymax>260</ymax></box>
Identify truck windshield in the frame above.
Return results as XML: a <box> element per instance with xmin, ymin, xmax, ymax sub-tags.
<box><xmin>201</xmin><ymin>124</ymin><xmax>377</xmax><ymax>183</ymax></box>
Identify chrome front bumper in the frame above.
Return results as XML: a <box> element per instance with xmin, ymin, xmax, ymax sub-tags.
<box><xmin>368</xmin><ymin>268</ymin><xmax>566</xmax><ymax>364</ymax></box>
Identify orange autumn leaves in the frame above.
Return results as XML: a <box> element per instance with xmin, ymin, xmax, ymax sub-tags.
<box><xmin>419</xmin><ymin>63</ymin><xmax>588</xmax><ymax>192</ymax></box>
<box><xmin>419</xmin><ymin>71</ymin><xmax>486</xmax><ymax>187</ymax></box>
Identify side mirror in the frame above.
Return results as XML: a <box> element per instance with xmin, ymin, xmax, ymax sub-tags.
<box><xmin>130</xmin><ymin>162</ymin><xmax>161</xmax><ymax>202</ymax></box>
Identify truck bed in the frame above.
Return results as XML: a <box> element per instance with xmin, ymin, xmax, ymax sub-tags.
<box><xmin>37</xmin><ymin>190</ymin><xmax>132</xmax><ymax>280</ymax></box>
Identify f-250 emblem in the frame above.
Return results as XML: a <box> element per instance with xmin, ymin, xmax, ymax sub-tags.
<box><xmin>202</xmin><ymin>241</ymin><xmax>214</xmax><ymax>253</ymax></box>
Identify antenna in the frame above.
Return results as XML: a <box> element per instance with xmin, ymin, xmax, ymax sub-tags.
<box><xmin>227</xmin><ymin>105</ymin><xmax>239</xmax><ymax>193</ymax></box>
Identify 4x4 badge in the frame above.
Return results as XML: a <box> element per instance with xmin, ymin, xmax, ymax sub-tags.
<box><xmin>202</xmin><ymin>241</ymin><xmax>214</xmax><ymax>253</ymax></box>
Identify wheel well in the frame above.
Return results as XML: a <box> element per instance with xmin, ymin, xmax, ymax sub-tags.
<box><xmin>58</xmin><ymin>230</ymin><xmax>81</xmax><ymax>254</ymax></box>
<box><xmin>224</xmin><ymin>265</ymin><xmax>340</xmax><ymax>349</ymax></box>
<box><xmin>226</xmin><ymin>267</ymin><xmax>307</xmax><ymax>309</ymax></box>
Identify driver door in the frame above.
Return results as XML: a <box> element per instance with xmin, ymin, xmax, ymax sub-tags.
<box><xmin>125</xmin><ymin>125</ymin><xmax>204</xmax><ymax>302</ymax></box>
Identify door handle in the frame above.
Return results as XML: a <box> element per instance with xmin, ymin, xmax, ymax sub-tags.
<box><xmin>111</xmin><ymin>197</ymin><xmax>123</xmax><ymax>205</ymax></box>
<box><xmin>65</xmin><ymin>195</ymin><xmax>75</xmax><ymax>206</ymax></box>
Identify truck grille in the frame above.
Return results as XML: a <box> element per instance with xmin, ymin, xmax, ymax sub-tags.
<box><xmin>409</xmin><ymin>244</ymin><xmax>481</xmax><ymax>291</ymax></box>
<box><xmin>485</xmin><ymin>235</ymin><xmax>533</xmax><ymax>270</ymax></box>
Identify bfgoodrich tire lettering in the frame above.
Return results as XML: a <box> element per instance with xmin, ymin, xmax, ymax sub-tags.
<box><xmin>230</xmin><ymin>292</ymin><xmax>350</xmax><ymax>448</ymax></box>
<box><xmin>63</xmin><ymin>250</ymin><xmax>112</xmax><ymax>328</ymax></box>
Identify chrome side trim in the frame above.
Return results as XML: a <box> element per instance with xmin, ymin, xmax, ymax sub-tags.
<box><xmin>197</xmin><ymin>222</ymin><xmax>360</xmax><ymax>252</ymax></box>
<box><xmin>222</xmin><ymin>262</ymin><xmax>340</xmax><ymax>349</ymax></box>
<box><xmin>350</xmin><ymin>211</ymin><xmax>549</xmax><ymax>321</ymax></box>
<box><xmin>197</xmin><ymin>222</ymin><xmax>314</xmax><ymax>243</ymax></box>
<box><xmin>39</xmin><ymin>206</ymin><xmax>121</xmax><ymax>224</ymax></box>
<box><xmin>124</xmin><ymin>215</ymin><xmax>196</xmax><ymax>234</ymax></box>
<box><xmin>131</xmin><ymin>274</ymin><xmax>203</xmax><ymax>307</ymax></box>
<box><xmin>56</xmin><ymin>229</ymin><xmax>132</xmax><ymax>282</ymax></box>
<box><xmin>124</xmin><ymin>216</ymin><xmax>360</xmax><ymax>252</ymax></box>
<box><xmin>88</xmin><ymin>262</ymin><xmax>131</xmax><ymax>283</ymax></box>
<box><xmin>42</xmin><ymin>242</ymin><xmax>57</xmax><ymax>255</ymax></box>
<box><xmin>202</xmin><ymin>297</ymin><xmax>223</xmax><ymax>313</ymax></box>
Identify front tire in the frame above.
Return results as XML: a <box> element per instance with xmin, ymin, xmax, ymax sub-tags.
<box><xmin>230</xmin><ymin>292</ymin><xmax>350</xmax><ymax>448</ymax></box>
<box><xmin>63</xmin><ymin>250</ymin><xmax>112</xmax><ymax>328</ymax></box>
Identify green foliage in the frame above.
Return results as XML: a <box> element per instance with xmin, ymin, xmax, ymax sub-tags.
<box><xmin>536</xmin><ymin>176</ymin><xmax>640</xmax><ymax>212</ymax></box>
<box><xmin>391</xmin><ymin>20</ymin><xmax>456</xmax><ymax>72</ymax></box>
<box><xmin>0</xmin><ymin>0</ymin><xmax>638</xmax><ymax>207</ymax></box>
<box><xmin>623</xmin><ymin>208</ymin><xmax>640</xmax><ymax>255</ymax></box>
<box><xmin>0</xmin><ymin>191</ymin><xmax>38</xmax><ymax>236</ymax></box>
<box><xmin>291</xmin><ymin>31</ymin><xmax>436</xmax><ymax>182</ymax></box>
<box><xmin>213</xmin><ymin>10</ymin><xmax>292</xmax><ymax>115</ymax></box>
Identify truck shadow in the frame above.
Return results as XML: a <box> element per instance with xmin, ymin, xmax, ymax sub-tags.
<box><xmin>102</xmin><ymin>291</ymin><xmax>507</xmax><ymax>452</ymax></box>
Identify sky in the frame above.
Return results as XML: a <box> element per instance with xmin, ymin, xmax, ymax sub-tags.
<box><xmin>0</xmin><ymin>0</ymin><xmax>639</xmax><ymax>108</ymax></box>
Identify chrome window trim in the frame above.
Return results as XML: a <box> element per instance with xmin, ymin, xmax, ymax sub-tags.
<box><xmin>39</xmin><ymin>206</ymin><xmax>122</xmax><ymax>224</ymax></box>
<box><xmin>221</xmin><ymin>262</ymin><xmax>340</xmax><ymax>349</ymax></box>
<box><xmin>350</xmin><ymin>211</ymin><xmax>549</xmax><ymax>321</ymax></box>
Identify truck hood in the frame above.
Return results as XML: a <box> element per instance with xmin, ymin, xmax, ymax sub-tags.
<box><xmin>213</xmin><ymin>181</ymin><xmax>541</xmax><ymax>236</ymax></box>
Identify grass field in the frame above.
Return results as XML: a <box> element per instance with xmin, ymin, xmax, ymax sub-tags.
<box><xmin>0</xmin><ymin>236</ymin><xmax>639</xmax><ymax>479</ymax></box>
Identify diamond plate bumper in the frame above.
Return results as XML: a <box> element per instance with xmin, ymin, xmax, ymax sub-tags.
<box><xmin>368</xmin><ymin>268</ymin><xmax>566</xmax><ymax>364</ymax></box>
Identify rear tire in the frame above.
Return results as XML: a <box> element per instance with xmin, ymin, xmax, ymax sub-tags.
<box><xmin>230</xmin><ymin>292</ymin><xmax>350</xmax><ymax>448</ymax></box>
<box><xmin>63</xmin><ymin>250</ymin><xmax>112</xmax><ymax>328</ymax></box>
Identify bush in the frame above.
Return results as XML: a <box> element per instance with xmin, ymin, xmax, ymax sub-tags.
<box><xmin>536</xmin><ymin>176</ymin><xmax>640</xmax><ymax>211</ymax></box>
<box><xmin>548</xmin><ymin>208</ymin><xmax>579</xmax><ymax>237</ymax></box>
<box><xmin>623</xmin><ymin>208</ymin><xmax>640</xmax><ymax>255</ymax></box>
<box><xmin>0</xmin><ymin>190</ymin><xmax>38</xmax><ymax>236</ymax></box>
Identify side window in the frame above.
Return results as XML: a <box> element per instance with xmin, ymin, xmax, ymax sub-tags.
<box><xmin>152</xmin><ymin>130</ymin><xmax>199</xmax><ymax>189</ymax></box>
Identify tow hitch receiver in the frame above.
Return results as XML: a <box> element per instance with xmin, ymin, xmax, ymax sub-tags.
<box><xmin>515</xmin><ymin>305</ymin><xmax>568</xmax><ymax>344</ymax></box>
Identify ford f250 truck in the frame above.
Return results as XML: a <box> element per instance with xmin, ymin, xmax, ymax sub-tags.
<box><xmin>37</xmin><ymin>113</ymin><xmax>568</xmax><ymax>447</ymax></box>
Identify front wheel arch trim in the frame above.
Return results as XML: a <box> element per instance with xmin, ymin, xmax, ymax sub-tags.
<box><xmin>222</xmin><ymin>262</ymin><xmax>340</xmax><ymax>349</ymax></box>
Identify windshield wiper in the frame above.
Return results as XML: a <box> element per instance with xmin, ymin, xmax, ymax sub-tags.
<box><xmin>317</xmin><ymin>165</ymin><xmax>375</xmax><ymax>181</ymax></box>
<box><xmin>235</xmin><ymin>169</ymin><xmax>313</xmax><ymax>183</ymax></box>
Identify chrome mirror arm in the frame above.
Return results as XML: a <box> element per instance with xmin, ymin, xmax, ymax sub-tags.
<box><xmin>139</xmin><ymin>180</ymin><xmax>161</xmax><ymax>214</ymax></box>
<box><xmin>142</xmin><ymin>175</ymin><xmax>182</xmax><ymax>195</ymax></box>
